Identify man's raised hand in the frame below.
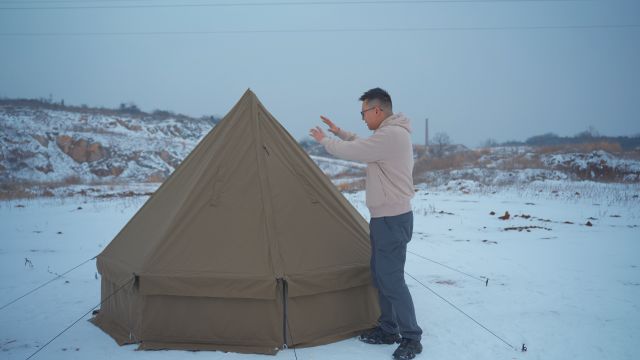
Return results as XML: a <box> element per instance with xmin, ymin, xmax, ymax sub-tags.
<box><xmin>309</xmin><ymin>126</ymin><xmax>326</xmax><ymax>142</ymax></box>
<box><xmin>320</xmin><ymin>116</ymin><xmax>340</xmax><ymax>136</ymax></box>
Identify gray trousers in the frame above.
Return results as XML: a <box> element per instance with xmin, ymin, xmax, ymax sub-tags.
<box><xmin>369</xmin><ymin>211</ymin><xmax>422</xmax><ymax>341</ymax></box>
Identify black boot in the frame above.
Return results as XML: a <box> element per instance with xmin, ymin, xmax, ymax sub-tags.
<box><xmin>393</xmin><ymin>337</ymin><xmax>422</xmax><ymax>359</ymax></box>
<box><xmin>359</xmin><ymin>327</ymin><xmax>401</xmax><ymax>345</ymax></box>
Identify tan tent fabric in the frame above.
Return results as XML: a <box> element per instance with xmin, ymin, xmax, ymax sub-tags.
<box><xmin>91</xmin><ymin>90</ymin><xmax>379</xmax><ymax>354</ymax></box>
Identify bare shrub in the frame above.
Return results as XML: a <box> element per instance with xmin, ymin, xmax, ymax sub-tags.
<box><xmin>414</xmin><ymin>151</ymin><xmax>481</xmax><ymax>174</ymax></box>
<box><xmin>432</xmin><ymin>132</ymin><xmax>451</xmax><ymax>157</ymax></box>
<box><xmin>337</xmin><ymin>179</ymin><xmax>365</xmax><ymax>193</ymax></box>
<box><xmin>0</xmin><ymin>182</ymin><xmax>35</xmax><ymax>200</ymax></box>
<box><xmin>475</xmin><ymin>148</ymin><xmax>491</xmax><ymax>157</ymax></box>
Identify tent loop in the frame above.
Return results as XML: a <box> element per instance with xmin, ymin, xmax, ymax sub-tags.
<box><xmin>294</xmin><ymin>169</ymin><xmax>319</xmax><ymax>204</ymax></box>
<box><xmin>132</xmin><ymin>273</ymin><xmax>140</xmax><ymax>289</ymax></box>
<box><xmin>209</xmin><ymin>165</ymin><xmax>227</xmax><ymax>207</ymax></box>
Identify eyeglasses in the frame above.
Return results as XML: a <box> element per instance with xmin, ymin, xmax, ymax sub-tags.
<box><xmin>360</xmin><ymin>106</ymin><xmax>377</xmax><ymax>119</ymax></box>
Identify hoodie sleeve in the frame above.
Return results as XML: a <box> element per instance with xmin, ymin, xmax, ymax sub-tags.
<box><xmin>320</xmin><ymin>128</ymin><xmax>392</xmax><ymax>163</ymax></box>
<box><xmin>336</xmin><ymin>128</ymin><xmax>358</xmax><ymax>141</ymax></box>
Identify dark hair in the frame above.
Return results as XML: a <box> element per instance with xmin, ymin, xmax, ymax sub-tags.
<box><xmin>359</xmin><ymin>87</ymin><xmax>392</xmax><ymax>109</ymax></box>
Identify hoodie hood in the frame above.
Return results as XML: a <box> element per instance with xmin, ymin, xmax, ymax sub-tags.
<box><xmin>378</xmin><ymin>113</ymin><xmax>412</xmax><ymax>133</ymax></box>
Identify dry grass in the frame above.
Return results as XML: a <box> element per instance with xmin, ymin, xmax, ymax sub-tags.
<box><xmin>496</xmin><ymin>155</ymin><xmax>546</xmax><ymax>171</ymax></box>
<box><xmin>413</xmin><ymin>150</ymin><xmax>483</xmax><ymax>173</ymax></box>
<box><xmin>0</xmin><ymin>182</ymin><xmax>37</xmax><ymax>201</ymax></box>
<box><xmin>63</xmin><ymin>175</ymin><xmax>82</xmax><ymax>185</ymax></box>
<box><xmin>415</xmin><ymin>142</ymin><xmax>631</xmax><ymax>174</ymax></box>
<box><xmin>0</xmin><ymin>176</ymin><xmax>131</xmax><ymax>200</ymax></box>
<box><xmin>333</xmin><ymin>168</ymin><xmax>365</xmax><ymax>179</ymax></box>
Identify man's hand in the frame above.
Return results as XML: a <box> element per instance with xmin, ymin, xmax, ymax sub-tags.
<box><xmin>320</xmin><ymin>116</ymin><xmax>340</xmax><ymax>136</ymax></box>
<box><xmin>309</xmin><ymin>126</ymin><xmax>326</xmax><ymax>142</ymax></box>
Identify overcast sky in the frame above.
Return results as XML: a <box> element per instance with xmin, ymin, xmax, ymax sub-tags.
<box><xmin>1</xmin><ymin>0</ymin><xmax>639</xmax><ymax>147</ymax></box>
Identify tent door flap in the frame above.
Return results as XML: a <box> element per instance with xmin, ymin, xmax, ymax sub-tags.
<box><xmin>278</xmin><ymin>278</ymin><xmax>290</xmax><ymax>348</ymax></box>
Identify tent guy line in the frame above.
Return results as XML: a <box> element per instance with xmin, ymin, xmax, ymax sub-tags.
<box><xmin>407</xmin><ymin>249</ymin><xmax>487</xmax><ymax>284</ymax></box>
<box><xmin>0</xmin><ymin>248</ymin><xmax>484</xmax><ymax>312</ymax></box>
<box><xmin>13</xmin><ymin>267</ymin><xmax>519</xmax><ymax>360</ymax></box>
<box><xmin>405</xmin><ymin>271</ymin><xmax>521</xmax><ymax>351</ymax></box>
<box><xmin>0</xmin><ymin>254</ymin><xmax>512</xmax><ymax>358</ymax></box>
<box><xmin>0</xmin><ymin>255</ymin><xmax>96</xmax><ymax>311</ymax></box>
<box><xmin>23</xmin><ymin>276</ymin><xmax>135</xmax><ymax>360</ymax></box>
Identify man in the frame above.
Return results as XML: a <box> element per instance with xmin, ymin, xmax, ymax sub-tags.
<box><xmin>309</xmin><ymin>88</ymin><xmax>422</xmax><ymax>360</ymax></box>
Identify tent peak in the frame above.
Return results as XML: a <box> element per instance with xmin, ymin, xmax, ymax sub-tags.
<box><xmin>242</xmin><ymin>88</ymin><xmax>257</xmax><ymax>100</ymax></box>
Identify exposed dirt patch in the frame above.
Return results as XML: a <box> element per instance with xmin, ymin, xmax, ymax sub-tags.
<box><xmin>504</xmin><ymin>226</ymin><xmax>552</xmax><ymax>232</ymax></box>
<box><xmin>435</xmin><ymin>279</ymin><xmax>457</xmax><ymax>286</ymax></box>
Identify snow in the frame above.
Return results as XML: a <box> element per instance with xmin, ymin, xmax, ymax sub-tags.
<box><xmin>542</xmin><ymin>151</ymin><xmax>640</xmax><ymax>174</ymax></box>
<box><xmin>1</xmin><ymin>182</ymin><xmax>639</xmax><ymax>360</ymax></box>
<box><xmin>309</xmin><ymin>156</ymin><xmax>365</xmax><ymax>177</ymax></box>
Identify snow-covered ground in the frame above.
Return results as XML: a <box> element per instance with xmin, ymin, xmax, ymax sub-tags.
<box><xmin>1</xmin><ymin>182</ymin><xmax>639</xmax><ymax>360</ymax></box>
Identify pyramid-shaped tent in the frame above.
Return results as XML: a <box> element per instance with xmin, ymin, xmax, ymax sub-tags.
<box><xmin>91</xmin><ymin>90</ymin><xmax>379</xmax><ymax>354</ymax></box>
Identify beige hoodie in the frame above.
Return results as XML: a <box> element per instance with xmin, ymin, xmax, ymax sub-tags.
<box><xmin>320</xmin><ymin>113</ymin><xmax>414</xmax><ymax>218</ymax></box>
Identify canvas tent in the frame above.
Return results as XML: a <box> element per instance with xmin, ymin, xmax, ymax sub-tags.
<box><xmin>91</xmin><ymin>89</ymin><xmax>379</xmax><ymax>354</ymax></box>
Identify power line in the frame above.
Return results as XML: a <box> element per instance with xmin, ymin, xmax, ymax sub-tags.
<box><xmin>0</xmin><ymin>0</ymin><xmax>602</xmax><ymax>3</ymax></box>
<box><xmin>0</xmin><ymin>24</ymin><xmax>638</xmax><ymax>37</ymax></box>
<box><xmin>0</xmin><ymin>0</ymin><xmax>603</xmax><ymax>11</ymax></box>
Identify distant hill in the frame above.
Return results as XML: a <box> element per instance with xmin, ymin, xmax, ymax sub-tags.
<box><xmin>500</xmin><ymin>131</ymin><xmax>640</xmax><ymax>151</ymax></box>
<box><xmin>2</xmin><ymin>98</ymin><xmax>638</xmax><ymax>197</ymax></box>
<box><xmin>0</xmin><ymin>98</ymin><xmax>219</xmax><ymax>124</ymax></box>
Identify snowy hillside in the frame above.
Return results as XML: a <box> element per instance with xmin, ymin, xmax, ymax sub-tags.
<box><xmin>0</xmin><ymin>101</ymin><xmax>215</xmax><ymax>183</ymax></box>
<box><xmin>415</xmin><ymin>146</ymin><xmax>640</xmax><ymax>187</ymax></box>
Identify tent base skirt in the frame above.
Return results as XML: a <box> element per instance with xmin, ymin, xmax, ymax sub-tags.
<box><xmin>291</xmin><ymin>324</ymin><xmax>374</xmax><ymax>349</ymax></box>
<box><xmin>90</xmin><ymin>315</ymin><xmax>138</xmax><ymax>346</ymax></box>
<box><xmin>91</xmin><ymin>314</ymin><xmax>280</xmax><ymax>355</ymax></box>
<box><xmin>137</xmin><ymin>341</ymin><xmax>279</xmax><ymax>355</ymax></box>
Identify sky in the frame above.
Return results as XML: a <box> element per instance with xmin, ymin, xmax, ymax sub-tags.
<box><xmin>0</xmin><ymin>0</ymin><xmax>639</xmax><ymax>148</ymax></box>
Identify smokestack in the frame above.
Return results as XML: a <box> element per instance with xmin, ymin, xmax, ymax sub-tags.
<box><xmin>425</xmin><ymin>118</ymin><xmax>429</xmax><ymax>147</ymax></box>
